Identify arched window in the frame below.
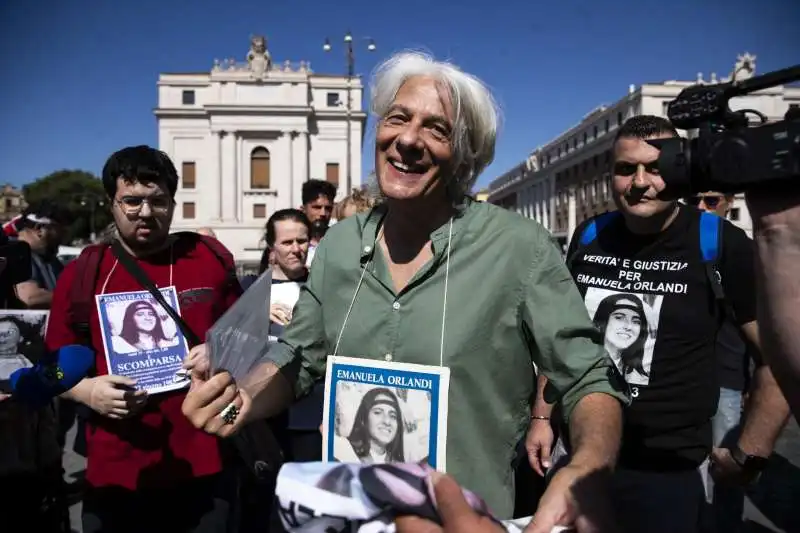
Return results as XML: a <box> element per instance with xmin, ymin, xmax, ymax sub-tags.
<box><xmin>250</xmin><ymin>147</ymin><xmax>270</xmax><ymax>189</ymax></box>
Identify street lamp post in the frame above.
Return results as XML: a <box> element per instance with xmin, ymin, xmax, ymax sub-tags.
<box><xmin>80</xmin><ymin>197</ymin><xmax>105</xmax><ymax>242</ymax></box>
<box><xmin>323</xmin><ymin>32</ymin><xmax>376</xmax><ymax>194</ymax></box>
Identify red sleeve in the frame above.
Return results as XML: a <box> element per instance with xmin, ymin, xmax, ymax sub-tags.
<box><xmin>45</xmin><ymin>260</ymin><xmax>79</xmax><ymax>351</ymax></box>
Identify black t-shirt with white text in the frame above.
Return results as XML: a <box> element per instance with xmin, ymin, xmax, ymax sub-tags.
<box><xmin>566</xmin><ymin>205</ymin><xmax>756</xmax><ymax>470</ymax></box>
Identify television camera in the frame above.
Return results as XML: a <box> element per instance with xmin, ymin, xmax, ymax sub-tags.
<box><xmin>651</xmin><ymin>63</ymin><xmax>800</xmax><ymax>197</ymax></box>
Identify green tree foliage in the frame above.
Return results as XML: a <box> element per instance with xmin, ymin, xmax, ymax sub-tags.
<box><xmin>23</xmin><ymin>169</ymin><xmax>112</xmax><ymax>244</ymax></box>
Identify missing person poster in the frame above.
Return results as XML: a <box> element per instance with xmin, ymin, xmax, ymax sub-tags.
<box><xmin>96</xmin><ymin>287</ymin><xmax>187</xmax><ymax>394</ymax></box>
<box><xmin>322</xmin><ymin>356</ymin><xmax>450</xmax><ymax>471</ymax></box>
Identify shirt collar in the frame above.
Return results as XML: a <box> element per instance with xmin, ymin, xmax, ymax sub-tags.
<box><xmin>359</xmin><ymin>196</ymin><xmax>473</xmax><ymax>262</ymax></box>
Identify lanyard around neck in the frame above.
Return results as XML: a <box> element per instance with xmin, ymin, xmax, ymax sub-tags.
<box><xmin>333</xmin><ymin>218</ymin><xmax>454</xmax><ymax>368</ymax></box>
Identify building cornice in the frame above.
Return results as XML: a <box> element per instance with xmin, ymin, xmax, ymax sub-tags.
<box><xmin>314</xmin><ymin>110</ymin><xmax>368</xmax><ymax>120</ymax></box>
<box><xmin>204</xmin><ymin>105</ymin><xmax>313</xmax><ymax>115</ymax></box>
<box><xmin>154</xmin><ymin>105</ymin><xmax>370</xmax><ymax>120</ymax></box>
<box><xmin>157</xmin><ymin>77</ymin><xmax>210</xmax><ymax>87</ymax></box>
<box><xmin>153</xmin><ymin>108</ymin><xmax>208</xmax><ymax>118</ymax></box>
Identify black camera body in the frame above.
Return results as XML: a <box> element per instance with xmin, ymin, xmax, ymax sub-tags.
<box><xmin>653</xmin><ymin>64</ymin><xmax>800</xmax><ymax>197</ymax></box>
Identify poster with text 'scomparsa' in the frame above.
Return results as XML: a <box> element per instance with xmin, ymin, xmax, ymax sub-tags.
<box><xmin>96</xmin><ymin>286</ymin><xmax>188</xmax><ymax>394</ymax></box>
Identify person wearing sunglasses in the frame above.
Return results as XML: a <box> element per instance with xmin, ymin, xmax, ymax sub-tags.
<box><xmin>686</xmin><ymin>192</ymin><xmax>735</xmax><ymax>219</ymax></box>
<box><xmin>533</xmin><ymin>115</ymin><xmax>790</xmax><ymax>533</ymax></box>
<box><xmin>687</xmin><ymin>190</ymin><xmax>756</xmax><ymax>531</ymax></box>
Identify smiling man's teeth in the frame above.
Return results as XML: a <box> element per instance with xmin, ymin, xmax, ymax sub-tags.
<box><xmin>391</xmin><ymin>160</ymin><xmax>410</xmax><ymax>171</ymax></box>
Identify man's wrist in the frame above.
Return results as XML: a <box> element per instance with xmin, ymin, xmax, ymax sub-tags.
<box><xmin>567</xmin><ymin>448</ymin><xmax>615</xmax><ymax>474</ymax></box>
<box><xmin>731</xmin><ymin>443</ymin><xmax>770</xmax><ymax>472</ymax></box>
<box><xmin>64</xmin><ymin>377</ymin><xmax>93</xmax><ymax>406</ymax></box>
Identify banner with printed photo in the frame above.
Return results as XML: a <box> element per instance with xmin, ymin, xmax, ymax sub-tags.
<box><xmin>96</xmin><ymin>287</ymin><xmax>188</xmax><ymax>394</ymax></box>
<box><xmin>0</xmin><ymin>310</ymin><xmax>49</xmax><ymax>392</ymax></box>
<box><xmin>583</xmin><ymin>287</ymin><xmax>664</xmax><ymax>387</ymax></box>
<box><xmin>322</xmin><ymin>356</ymin><xmax>450</xmax><ymax>471</ymax></box>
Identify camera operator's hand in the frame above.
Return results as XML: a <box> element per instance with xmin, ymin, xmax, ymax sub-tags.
<box><xmin>745</xmin><ymin>187</ymin><xmax>800</xmax><ymax>420</ymax></box>
<box><xmin>746</xmin><ymin>188</ymin><xmax>800</xmax><ymax>230</ymax></box>
<box><xmin>86</xmin><ymin>375</ymin><xmax>148</xmax><ymax>419</ymax></box>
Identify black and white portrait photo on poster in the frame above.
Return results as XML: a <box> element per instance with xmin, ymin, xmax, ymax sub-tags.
<box><xmin>322</xmin><ymin>356</ymin><xmax>450</xmax><ymax>471</ymax></box>
<box><xmin>0</xmin><ymin>310</ymin><xmax>49</xmax><ymax>391</ymax></box>
<box><xmin>584</xmin><ymin>287</ymin><xmax>663</xmax><ymax>387</ymax></box>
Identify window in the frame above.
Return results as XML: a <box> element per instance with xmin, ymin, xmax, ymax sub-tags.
<box><xmin>181</xmin><ymin>162</ymin><xmax>196</xmax><ymax>189</ymax></box>
<box><xmin>583</xmin><ymin>132</ymin><xmax>587</xmax><ymax>144</ymax></box>
<box><xmin>183</xmin><ymin>202</ymin><xmax>195</xmax><ymax>219</ymax></box>
<box><xmin>604</xmin><ymin>119</ymin><xmax>610</xmax><ymax>133</ymax></box>
<box><xmin>593</xmin><ymin>125</ymin><xmax>598</xmax><ymax>138</ymax></box>
<box><xmin>250</xmin><ymin>147</ymin><xmax>271</xmax><ymax>189</ymax></box>
<box><xmin>593</xmin><ymin>154</ymin><xmax>598</xmax><ymax>168</ymax></box>
<box><xmin>617</xmin><ymin>111</ymin><xmax>623</xmax><ymax>126</ymax></box>
<box><xmin>182</xmin><ymin>90</ymin><xmax>195</xmax><ymax>105</ymax></box>
<box><xmin>729</xmin><ymin>207</ymin><xmax>740</xmax><ymax>221</ymax></box>
<box><xmin>253</xmin><ymin>204</ymin><xmax>266</xmax><ymax>218</ymax></box>
<box><xmin>326</xmin><ymin>92</ymin><xmax>340</xmax><ymax>107</ymax></box>
<box><xmin>326</xmin><ymin>163</ymin><xmax>340</xmax><ymax>187</ymax></box>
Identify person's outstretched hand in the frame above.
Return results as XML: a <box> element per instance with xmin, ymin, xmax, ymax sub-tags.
<box><xmin>395</xmin><ymin>472</ymin><xmax>505</xmax><ymax>533</ymax></box>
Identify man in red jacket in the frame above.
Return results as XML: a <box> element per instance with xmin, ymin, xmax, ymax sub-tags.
<box><xmin>46</xmin><ymin>146</ymin><xmax>241</xmax><ymax>533</ymax></box>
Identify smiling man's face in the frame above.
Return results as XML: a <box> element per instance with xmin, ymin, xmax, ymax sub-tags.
<box><xmin>375</xmin><ymin>76</ymin><xmax>455</xmax><ymax>203</ymax></box>
<box><xmin>611</xmin><ymin>133</ymin><xmax>675</xmax><ymax>219</ymax></box>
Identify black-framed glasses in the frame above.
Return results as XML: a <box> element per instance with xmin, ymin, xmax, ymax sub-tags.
<box><xmin>115</xmin><ymin>196</ymin><xmax>171</xmax><ymax>214</ymax></box>
<box><xmin>686</xmin><ymin>195</ymin><xmax>721</xmax><ymax>208</ymax></box>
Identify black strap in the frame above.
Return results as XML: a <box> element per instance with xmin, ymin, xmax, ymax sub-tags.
<box><xmin>110</xmin><ymin>240</ymin><xmax>202</xmax><ymax>348</ymax></box>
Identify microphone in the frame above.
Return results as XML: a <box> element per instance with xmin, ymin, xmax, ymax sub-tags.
<box><xmin>8</xmin><ymin>345</ymin><xmax>95</xmax><ymax>407</ymax></box>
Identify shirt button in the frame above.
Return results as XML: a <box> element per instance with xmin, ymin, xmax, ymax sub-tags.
<box><xmin>392</xmin><ymin>302</ymin><xmax>400</xmax><ymax>311</ymax></box>
<box><xmin>364</xmin><ymin>245</ymin><xmax>372</xmax><ymax>253</ymax></box>
<box><xmin>385</xmin><ymin>354</ymin><xmax>393</xmax><ymax>362</ymax></box>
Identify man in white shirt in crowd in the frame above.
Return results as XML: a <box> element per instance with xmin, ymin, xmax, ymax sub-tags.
<box><xmin>300</xmin><ymin>180</ymin><xmax>335</xmax><ymax>267</ymax></box>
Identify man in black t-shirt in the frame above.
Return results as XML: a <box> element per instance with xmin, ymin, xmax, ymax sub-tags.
<box><xmin>530</xmin><ymin>116</ymin><xmax>790</xmax><ymax>533</ymax></box>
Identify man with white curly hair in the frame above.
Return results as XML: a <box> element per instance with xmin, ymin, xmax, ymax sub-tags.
<box><xmin>182</xmin><ymin>50</ymin><xmax>627</xmax><ymax>532</ymax></box>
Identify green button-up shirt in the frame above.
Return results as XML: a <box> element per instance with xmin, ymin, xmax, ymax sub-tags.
<box><xmin>266</xmin><ymin>198</ymin><xmax>626</xmax><ymax>518</ymax></box>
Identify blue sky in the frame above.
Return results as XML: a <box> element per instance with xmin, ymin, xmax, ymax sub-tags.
<box><xmin>1</xmin><ymin>0</ymin><xmax>797</xmax><ymax>193</ymax></box>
